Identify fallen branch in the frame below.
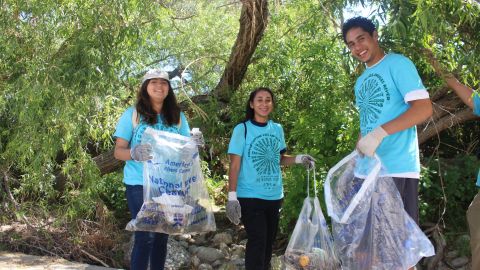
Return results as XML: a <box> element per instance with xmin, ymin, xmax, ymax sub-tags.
<box><xmin>22</xmin><ymin>242</ymin><xmax>60</xmax><ymax>258</ymax></box>
<box><xmin>80</xmin><ymin>248</ymin><xmax>110</xmax><ymax>267</ymax></box>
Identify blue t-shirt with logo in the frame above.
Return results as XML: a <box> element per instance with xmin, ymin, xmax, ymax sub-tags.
<box><xmin>474</xmin><ymin>94</ymin><xmax>480</xmax><ymax>187</ymax></box>
<box><xmin>354</xmin><ymin>53</ymin><xmax>429</xmax><ymax>178</ymax></box>
<box><xmin>113</xmin><ymin>106</ymin><xmax>190</xmax><ymax>185</ymax></box>
<box><xmin>228</xmin><ymin>120</ymin><xmax>287</xmax><ymax>200</ymax></box>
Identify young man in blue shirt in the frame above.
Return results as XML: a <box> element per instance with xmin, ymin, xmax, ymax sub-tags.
<box><xmin>342</xmin><ymin>17</ymin><xmax>433</xmax><ymax>270</ymax></box>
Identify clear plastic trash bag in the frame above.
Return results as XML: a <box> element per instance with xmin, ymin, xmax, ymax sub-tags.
<box><xmin>324</xmin><ymin>151</ymin><xmax>435</xmax><ymax>270</ymax></box>
<box><xmin>126</xmin><ymin>128</ymin><xmax>216</xmax><ymax>234</ymax></box>
<box><xmin>284</xmin><ymin>169</ymin><xmax>341</xmax><ymax>270</ymax></box>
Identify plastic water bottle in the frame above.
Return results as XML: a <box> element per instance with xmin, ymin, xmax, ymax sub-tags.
<box><xmin>191</xmin><ymin>128</ymin><xmax>204</xmax><ymax>146</ymax></box>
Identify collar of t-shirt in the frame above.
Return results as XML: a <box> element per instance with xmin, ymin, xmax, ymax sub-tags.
<box><xmin>250</xmin><ymin>119</ymin><xmax>268</xmax><ymax>127</ymax></box>
<box><xmin>366</xmin><ymin>53</ymin><xmax>388</xmax><ymax>69</ymax></box>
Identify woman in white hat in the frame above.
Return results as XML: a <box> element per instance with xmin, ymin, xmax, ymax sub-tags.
<box><xmin>113</xmin><ymin>69</ymin><xmax>195</xmax><ymax>270</ymax></box>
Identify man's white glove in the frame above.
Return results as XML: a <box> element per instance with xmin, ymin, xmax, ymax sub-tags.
<box><xmin>226</xmin><ymin>191</ymin><xmax>241</xmax><ymax>225</ymax></box>
<box><xmin>130</xmin><ymin>144</ymin><xmax>153</xmax><ymax>161</ymax></box>
<box><xmin>295</xmin><ymin>154</ymin><xmax>316</xmax><ymax>169</ymax></box>
<box><xmin>357</xmin><ymin>126</ymin><xmax>388</xmax><ymax>157</ymax></box>
<box><xmin>190</xmin><ymin>128</ymin><xmax>205</xmax><ymax>146</ymax></box>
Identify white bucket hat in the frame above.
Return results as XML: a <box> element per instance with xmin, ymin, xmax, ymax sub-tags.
<box><xmin>142</xmin><ymin>69</ymin><xmax>170</xmax><ymax>83</ymax></box>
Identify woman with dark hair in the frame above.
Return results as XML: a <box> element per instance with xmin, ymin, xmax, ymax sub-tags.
<box><xmin>226</xmin><ymin>87</ymin><xmax>315</xmax><ymax>270</ymax></box>
<box><xmin>113</xmin><ymin>69</ymin><xmax>201</xmax><ymax>270</ymax></box>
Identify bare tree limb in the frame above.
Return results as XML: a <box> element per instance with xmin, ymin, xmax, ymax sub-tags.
<box><xmin>92</xmin><ymin>148</ymin><xmax>124</xmax><ymax>176</ymax></box>
<box><xmin>212</xmin><ymin>0</ymin><xmax>269</xmax><ymax>103</ymax></box>
<box><xmin>417</xmin><ymin>47</ymin><xmax>480</xmax><ymax>144</ymax></box>
<box><xmin>418</xmin><ymin>108</ymin><xmax>479</xmax><ymax>144</ymax></box>
<box><xmin>217</xmin><ymin>1</ymin><xmax>242</xmax><ymax>9</ymax></box>
<box><xmin>80</xmin><ymin>249</ymin><xmax>110</xmax><ymax>267</ymax></box>
<box><xmin>170</xmin><ymin>14</ymin><xmax>196</xmax><ymax>20</ymax></box>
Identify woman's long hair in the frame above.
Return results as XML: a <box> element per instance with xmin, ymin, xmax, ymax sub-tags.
<box><xmin>135</xmin><ymin>79</ymin><xmax>181</xmax><ymax>126</ymax></box>
<box><xmin>245</xmin><ymin>87</ymin><xmax>275</xmax><ymax>121</ymax></box>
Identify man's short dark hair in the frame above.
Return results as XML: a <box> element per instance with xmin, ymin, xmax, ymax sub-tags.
<box><xmin>342</xmin><ymin>16</ymin><xmax>376</xmax><ymax>43</ymax></box>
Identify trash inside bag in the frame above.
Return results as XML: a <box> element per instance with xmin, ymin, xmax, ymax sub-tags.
<box><xmin>284</xmin><ymin>169</ymin><xmax>341</xmax><ymax>270</ymax></box>
<box><xmin>126</xmin><ymin>128</ymin><xmax>216</xmax><ymax>234</ymax></box>
<box><xmin>324</xmin><ymin>151</ymin><xmax>435</xmax><ymax>270</ymax></box>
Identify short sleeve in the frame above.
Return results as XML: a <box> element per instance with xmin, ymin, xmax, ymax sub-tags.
<box><xmin>179</xmin><ymin>112</ymin><xmax>191</xmax><ymax>137</ymax></box>
<box><xmin>473</xmin><ymin>93</ymin><xmax>480</xmax><ymax>116</ymax></box>
<box><xmin>113</xmin><ymin>107</ymin><xmax>134</xmax><ymax>143</ymax></box>
<box><xmin>228</xmin><ymin>124</ymin><xmax>246</xmax><ymax>156</ymax></box>
<box><xmin>277</xmin><ymin>124</ymin><xmax>287</xmax><ymax>154</ymax></box>
<box><xmin>391</xmin><ymin>56</ymin><xmax>429</xmax><ymax>103</ymax></box>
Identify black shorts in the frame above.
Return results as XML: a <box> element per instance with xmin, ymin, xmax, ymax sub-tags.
<box><xmin>392</xmin><ymin>177</ymin><xmax>419</xmax><ymax>225</ymax></box>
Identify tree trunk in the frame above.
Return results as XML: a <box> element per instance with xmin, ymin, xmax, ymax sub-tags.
<box><xmin>93</xmin><ymin>148</ymin><xmax>124</xmax><ymax>175</ymax></box>
<box><xmin>213</xmin><ymin>0</ymin><xmax>269</xmax><ymax>103</ymax></box>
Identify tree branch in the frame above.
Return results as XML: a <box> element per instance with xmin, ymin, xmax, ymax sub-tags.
<box><xmin>418</xmin><ymin>108</ymin><xmax>479</xmax><ymax>144</ymax></box>
<box><xmin>212</xmin><ymin>0</ymin><xmax>269</xmax><ymax>103</ymax></box>
<box><xmin>92</xmin><ymin>148</ymin><xmax>124</xmax><ymax>176</ymax></box>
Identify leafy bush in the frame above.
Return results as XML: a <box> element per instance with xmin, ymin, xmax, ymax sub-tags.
<box><xmin>420</xmin><ymin>154</ymin><xmax>479</xmax><ymax>231</ymax></box>
<box><xmin>95</xmin><ymin>172</ymin><xmax>129</xmax><ymax>224</ymax></box>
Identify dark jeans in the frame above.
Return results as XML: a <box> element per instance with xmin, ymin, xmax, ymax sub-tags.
<box><xmin>238</xmin><ymin>198</ymin><xmax>282</xmax><ymax>270</ymax></box>
<box><xmin>126</xmin><ymin>185</ymin><xmax>168</xmax><ymax>270</ymax></box>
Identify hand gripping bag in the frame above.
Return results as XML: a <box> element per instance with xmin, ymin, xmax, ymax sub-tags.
<box><xmin>324</xmin><ymin>151</ymin><xmax>435</xmax><ymax>270</ymax></box>
<box><xmin>284</xmin><ymin>168</ymin><xmax>341</xmax><ymax>270</ymax></box>
<box><xmin>126</xmin><ymin>127</ymin><xmax>216</xmax><ymax>234</ymax></box>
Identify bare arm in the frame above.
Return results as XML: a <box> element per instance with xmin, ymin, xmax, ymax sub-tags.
<box><xmin>114</xmin><ymin>138</ymin><xmax>132</xmax><ymax>161</ymax></box>
<box><xmin>381</xmin><ymin>98</ymin><xmax>433</xmax><ymax>135</ymax></box>
<box><xmin>444</xmin><ymin>76</ymin><xmax>475</xmax><ymax>109</ymax></box>
<box><xmin>228</xmin><ymin>154</ymin><xmax>241</xmax><ymax>192</ymax></box>
<box><xmin>280</xmin><ymin>154</ymin><xmax>296</xmax><ymax>166</ymax></box>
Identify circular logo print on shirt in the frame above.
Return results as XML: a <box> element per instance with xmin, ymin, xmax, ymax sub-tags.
<box><xmin>357</xmin><ymin>74</ymin><xmax>389</xmax><ymax>126</ymax></box>
<box><xmin>248</xmin><ymin>134</ymin><xmax>281</xmax><ymax>175</ymax></box>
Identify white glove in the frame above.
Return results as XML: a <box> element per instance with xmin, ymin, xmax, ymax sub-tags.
<box><xmin>357</xmin><ymin>126</ymin><xmax>388</xmax><ymax>157</ymax></box>
<box><xmin>130</xmin><ymin>144</ymin><xmax>153</xmax><ymax>161</ymax></box>
<box><xmin>295</xmin><ymin>154</ymin><xmax>316</xmax><ymax>169</ymax></box>
<box><xmin>226</xmin><ymin>191</ymin><xmax>241</xmax><ymax>225</ymax></box>
<box><xmin>190</xmin><ymin>128</ymin><xmax>205</xmax><ymax>146</ymax></box>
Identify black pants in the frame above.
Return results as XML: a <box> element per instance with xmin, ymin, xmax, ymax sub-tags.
<box><xmin>238</xmin><ymin>198</ymin><xmax>282</xmax><ymax>270</ymax></box>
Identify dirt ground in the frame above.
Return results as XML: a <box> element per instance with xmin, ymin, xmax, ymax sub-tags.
<box><xmin>0</xmin><ymin>251</ymin><xmax>122</xmax><ymax>270</ymax></box>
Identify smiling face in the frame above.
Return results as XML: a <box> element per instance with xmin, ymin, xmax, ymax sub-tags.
<box><xmin>250</xmin><ymin>90</ymin><xmax>273</xmax><ymax>122</ymax></box>
<box><xmin>345</xmin><ymin>27</ymin><xmax>383</xmax><ymax>67</ymax></box>
<box><xmin>146</xmin><ymin>78</ymin><xmax>170</xmax><ymax>104</ymax></box>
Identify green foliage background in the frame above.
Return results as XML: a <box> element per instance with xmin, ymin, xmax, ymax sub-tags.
<box><xmin>0</xmin><ymin>0</ymin><xmax>479</xmax><ymax>264</ymax></box>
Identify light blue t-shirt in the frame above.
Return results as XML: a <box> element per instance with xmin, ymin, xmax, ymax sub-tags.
<box><xmin>228</xmin><ymin>120</ymin><xmax>287</xmax><ymax>200</ymax></box>
<box><xmin>113</xmin><ymin>106</ymin><xmax>190</xmax><ymax>185</ymax></box>
<box><xmin>474</xmin><ymin>94</ymin><xmax>480</xmax><ymax>187</ymax></box>
<box><xmin>355</xmin><ymin>53</ymin><xmax>429</xmax><ymax>178</ymax></box>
